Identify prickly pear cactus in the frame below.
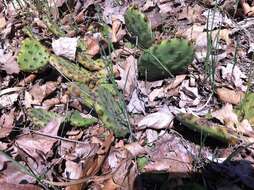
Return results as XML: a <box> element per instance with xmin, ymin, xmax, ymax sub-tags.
<box><xmin>124</xmin><ymin>6</ymin><xmax>154</xmax><ymax>49</ymax></box>
<box><xmin>68</xmin><ymin>82</ymin><xmax>129</xmax><ymax>137</ymax></box>
<box><xmin>66</xmin><ymin>111</ymin><xmax>97</xmax><ymax>128</ymax></box>
<box><xmin>17</xmin><ymin>38</ymin><xmax>50</xmax><ymax>72</ymax></box>
<box><xmin>138</xmin><ymin>38</ymin><xmax>194</xmax><ymax>81</ymax></box>
<box><xmin>49</xmin><ymin>54</ymin><xmax>99</xmax><ymax>87</ymax></box>
<box><xmin>235</xmin><ymin>92</ymin><xmax>254</xmax><ymax>125</ymax></box>
<box><xmin>28</xmin><ymin>108</ymin><xmax>59</xmax><ymax>128</ymax></box>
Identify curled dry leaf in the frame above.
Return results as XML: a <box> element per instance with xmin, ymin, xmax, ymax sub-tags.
<box><xmin>216</xmin><ymin>87</ymin><xmax>244</xmax><ymax>105</ymax></box>
<box><xmin>137</xmin><ymin>108</ymin><xmax>174</xmax><ymax>130</ymax></box>
<box><xmin>15</xmin><ymin>117</ymin><xmax>63</xmax><ymax>175</ymax></box>
<box><xmin>241</xmin><ymin>1</ymin><xmax>254</xmax><ymax>16</ymax></box>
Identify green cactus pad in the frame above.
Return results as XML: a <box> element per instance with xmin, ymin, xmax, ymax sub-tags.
<box><xmin>49</xmin><ymin>54</ymin><xmax>97</xmax><ymax>86</ymax></box>
<box><xmin>235</xmin><ymin>92</ymin><xmax>254</xmax><ymax>125</ymax></box>
<box><xmin>28</xmin><ymin>108</ymin><xmax>59</xmax><ymax>128</ymax></box>
<box><xmin>68</xmin><ymin>82</ymin><xmax>129</xmax><ymax>137</ymax></box>
<box><xmin>138</xmin><ymin>38</ymin><xmax>194</xmax><ymax>81</ymax></box>
<box><xmin>66</xmin><ymin>111</ymin><xmax>97</xmax><ymax>128</ymax></box>
<box><xmin>17</xmin><ymin>38</ymin><xmax>50</xmax><ymax>72</ymax></box>
<box><xmin>124</xmin><ymin>6</ymin><xmax>154</xmax><ymax>49</ymax></box>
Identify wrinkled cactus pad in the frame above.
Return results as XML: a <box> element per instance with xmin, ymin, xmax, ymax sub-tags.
<box><xmin>138</xmin><ymin>38</ymin><xmax>195</xmax><ymax>81</ymax></box>
<box><xmin>124</xmin><ymin>6</ymin><xmax>154</xmax><ymax>49</ymax></box>
<box><xmin>17</xmin><ymin>38</ymin><xmax>50</xmax><ymax>72</ymax></box>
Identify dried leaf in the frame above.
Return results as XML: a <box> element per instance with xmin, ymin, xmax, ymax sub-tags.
<box><xmin>125</xmin><ymin>142</ymin><xmax>146</xmax><ymax>157</ymax></box>
<box><xmin>216</xmin><ymin>88</ymin><xmax>244</xmax><ymax>105</ymax></box>
<box><xmin>84</xmin><ymin>36</ymin><xmax>100</xmax><ymax>56</ymax></box>
<box><xmin>211</xmin><ymin>104</ymin><xmax>239</xmax><ymax>130</ymax></box>
<box><xmin>116</xmin><ymin>55</ymin><xmax>138</xmax><ymax>99</ymax></box>
<box><xmin>52</xmin><ymin>37</ymin><xmax>78</xmax><ymax>60</ymax></box>
<box><xmin>28</xmin><ymin>81</ymin><xmax>58</xmax><ymax>105</ymax></box>
<box><xmin>0</xmin><ymin>183</ymin><xmax>42</xmax><ymax>190</ymax></box>
<box><xmin>137</xmin><ymin>108</ymin><xmax>174</xmax><ymax>130</ymax></box>
<box><xmin>0</xmin><ymin>51</ymin><xmax>20</xmax><ymax>74</ymax></box>
<box><xmin>0</xmin><ymin>110</ymin><xmax>15</xmax><ymax>138</ymax></box>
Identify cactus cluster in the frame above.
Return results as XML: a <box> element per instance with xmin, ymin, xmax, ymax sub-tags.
<box><xmin>124</xmin><ymin>6</ymin><xmax>154</xmax><ymax>49</ymax></box>
<box><xmin>124</xmin><ymin>7</ymin><xmax>195</xmax><ymax>81</ymax></box>
<box><xmin>17</xmin><ymin>38</ymin><xmax>50</xmax><ymax>72</ymax></box>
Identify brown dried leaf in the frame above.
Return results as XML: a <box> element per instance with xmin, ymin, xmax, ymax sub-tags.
<box><xmin>15</xmin><ymin>118</ymin><xmax>63</xmax><ymax>174</ymax></box>
<box><xmin>112</xmin><ymin>17</ymin><xmax>126</xmax><ymax>43</ymax></box>
<box><xmin>144</xmin><ymin>133</ymin><xmax>193</xmax><ymax>175</ymax></box>
<box><xmin>84</xmin><ymin>36</ymin><xmax>100</xmax><ymax>57</ymax></box>
<box><xmin>0</xmin><ymin>183</ymin><xmax>42</xmax><ymax>190</ymax></box>
<box><xmin>28</xmin><ymin>81</ymin><xmax>58</xmax><ymax>105</ymax></box>
<box><xmin>115</xmin><ymin>56</ymin><xmax>137</xmax><ymax>99</ymax></box>
<box><xmin>0</xmin><ymin>161</ymin><xmax>36</xmax><ymax>184</ymax></box>
<box><xmin>0</xmin><ymin>52</ymin><xmax>20</xmax><ymax>74</ymax></box>
<box><xmin>0</xmin><ymin>109</ymin><xmax>15</xmax><ymax>138</ymax></box>
<box><xmin>0</xmin><ymin>14</ymin><xmax>6</xmax><ymax>30</ymax></box>
<box><xmin>125</xmin><ymin>142</ymin><xmax>146</xmax><ymax>157</ymax></box>
<box><xmin>216</xmin><ymin>88</ymin><xmax>244</xmax><ymax>105</ymax></box>
<box><xmin>211</xmin><ymin>104</ymin><xmax>239</xmax><ymax>130</ymax></box>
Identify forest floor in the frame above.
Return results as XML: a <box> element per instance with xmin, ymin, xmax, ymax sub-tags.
<box><xmin>1</xmin><ymin>0</ymin><xmax>254</xmax><ymax>190</ymax></box>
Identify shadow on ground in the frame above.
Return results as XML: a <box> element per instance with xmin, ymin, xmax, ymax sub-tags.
<box><xmin>133</xmin><ymin>160</ymin><xmax>254</xmax><ymax>190</ymax></box>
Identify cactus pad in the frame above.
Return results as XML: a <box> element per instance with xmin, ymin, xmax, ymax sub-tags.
<box><xmin>124</xmin><ymin>6</ymin><xmax>154</xmax><ymax>49</ymax></box>
<box><xmin>138</xmin><ymin>38</ymin><xmax>194</xmax><ymax>81</ymax></box>
<box><xmin>17</xmin><ymin>38</ymin><xmax>50</xmax><ymax>72</ymax></box>
<box><xmin>49</xmin><ymin>54</ymin><xmax>98</xmax><ymax>87</ymax></box>
<box><xmin>235</xmin><ymin>92</ymin><xmax>254</xmax><ymax>125</ymax></box>
<box><xmin>28</xmin><ymin>108</ymin><xmax>59</xmax><ymax>128</ymax></box>
<box><xmin>66</xmin><ymin>111</ymin><xmax>97</xmax><ymax>128</ymax></box>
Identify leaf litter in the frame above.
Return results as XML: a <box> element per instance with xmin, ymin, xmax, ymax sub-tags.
<box><xmin>1</xmin><ymin>0</ymin><xmax>254</xmax><ymax>190</ymax></box>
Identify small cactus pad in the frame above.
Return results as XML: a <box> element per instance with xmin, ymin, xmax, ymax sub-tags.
<box><xmin>138</xmin><ymin>38</ymin><xmax>194</xmax><ymax>81</ymax></box>
<box><xmin>28</xmin><ymin>108</ymin><xmax>59</xmax><ymax>128</ymax></box>
<box><xmin>124</xmin><ymin>6</ymin><xmax>154</xmax><ymax>49</ymax></box>
<box><xmin>49</xmin><ymin>54</ymin><xmax>96</xmax><ymax>85</ymax></box>
<box><xmin>17</xmin><ymin>38</ymin><xmax>50</xmax><ymax>72</ymax></box>
<box><xmin>66</xmin><ymin>111</ymin><xmax>97</xmax><ymax>128</ymax></box>
<box><xmin>235</xmin><ymin>93</ymin><xmax>254</xmax><ymax>125</ymax></box>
